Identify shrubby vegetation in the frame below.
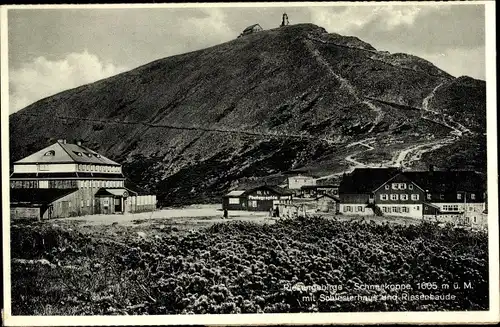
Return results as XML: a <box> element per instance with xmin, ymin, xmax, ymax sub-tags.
<box><xmin>11</xmin><ymin>217</ymin><xmax>488</xmax><ymax>315</ymax></box>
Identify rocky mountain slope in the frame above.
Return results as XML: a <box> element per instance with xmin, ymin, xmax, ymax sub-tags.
<box><xmin>9</xmin><ymin>24</ymin><xmax>487</xmax><ymax>205</ymax></box>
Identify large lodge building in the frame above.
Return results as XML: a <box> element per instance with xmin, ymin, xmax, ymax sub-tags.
<box><xmin>338</xmin><ymin>167</ymin><xmax>487</xmax><ymax>227</ymax></box>
<box><xmin>10</xmin><ymin>139</ymin><xmax>156</xmax><ymax>220</ymax></box>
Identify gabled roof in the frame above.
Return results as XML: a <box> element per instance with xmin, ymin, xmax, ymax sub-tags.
<box><xmin>402</xmin><ymin>170</ymin><xmax>485</xmax><ymax>192</ymax></box>
<box><xmin>243</xmin><ymin>24</ymin><xmax>262</xmax><ymax>32</ymax></box>
<box><xmin>95</xmin><ymin>188</ymin><xmax>137</xmax><ymax>197</ymax></box>
<box><xmin>10</xmin><ymin>188</ymin><xmax>78</xmax><ymax>205</ymax></box>
<box><xmin>339</xmin><ymin>168</ymin><xmax>401</xmax><ymax>194</ymax></box>
<box><xmin>224</xmin><ymin>190</ymin><xmax>246</xmax><ymax>197</ymax></box>
<box><xmin>14</xmin><ymin>141</ymin><xmax>120</xmax><ymax>166</ymax></box>
<box><xmin>316</xmin><ymin>194</ymin><xmax>340</xmax><ymax>201</ymax></box>
<box><xmin>246</xmin><ymin>184</ymin><xmax>294</xmax><ymax>196</ymax></box>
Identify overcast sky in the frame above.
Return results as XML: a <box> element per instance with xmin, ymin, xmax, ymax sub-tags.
<box><xmin>7</xmin><ymin>3</ymin><xmax>486</xmax><ymax>114</ymax></box>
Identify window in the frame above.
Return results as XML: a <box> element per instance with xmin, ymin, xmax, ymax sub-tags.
<box><xmin>400</xmin><ymin>183</ymin><xmax>406</xmax><ymax>190</ymax></box>
<box><xmin>69</xmin><ymin>201</ymin><xmax>72</xmax><ymax>207</ymax></box>
<box><xmin>229</xmin><ymin>198</ymin><xmax>239</xmax><ymax>204</ymax></box>
<box><xmin>469</xmin><ymin>207</ymin><xmax>473</xmax><ymax>211</ymax></box>
<box><xmin>427</xmin><ymin>194</ymin><xmax>432</xmax><ymax>200</ymax></box>
<box><xmin>87</xmin><ymin>200</ymin><xmax>90</xmax><ymax>207</ymax></box>
<box><xmin>44</xmin><ymin>150</ymin><xmax>55</xmax><ymax>156</ymax></box>
<box><xmin>92</xmin><ymin>199</ymin><xmax>95</xmax><ymax>207</ymax></box>
<box><xmin>392</xmin><ymin>183</ymin><xmax>398</xmax><ymax>190</ymax></box>
<box><xmin>443</xmin><ymin>204</ymin><xmax>459</xmax><ymax>212</ymax></box>
<box><xmin>457</xmin><ymin>193</ymin><xmax>462</xmax><ymax>200</ymax></box>
<box><xmin>415</xmin><ymin>205</ymin><xmax>420</xmax><ymax>210</ymax></box>
<box><xmin>38</xmin><ymin>164</ymin><xmax>49</xmax><ymax>171</ymax></box>
<box><xmin>473</xmin><ymin>217</ymin><xmax>477</xmax><ymax>223</ymax></box>
<box><xmin>440</xmin><ymin>194</ymin><xmax>444</xmax><ymax>200</ymax></box>
<box><xmin>402</xmin><ymin>207</ymin><xmax>409</xmax><ymax>213</ymax></box>
<box><xmin>471</xmin><ymin>193</ymin><xmax>476</xmax><ymax>200</ymax></box>
<box><xmin>91</xmin><ymin>165</ymin><xmax>95</xmax><ymax>171</ymax></box>
<box><xmin>400</xmin><ymin>194</ymin><xmax>408</xmax><ymax>201</ymax></box>
<box><xmin>80</xmin><ymin>200</ymin><xmax>84</xmax><ymax>208</ymax></box>
<box><xmin>385</xmin><ymin>185</ymin><xmax>390</xmax><ymax>190</ymax></box>
<box><xmin>390</xmin><ymin>194</ymin><xmax>398</xmax><ymax>200</ymax></box>
<box><xmin>411</xmin><ymin>194</ymin><xmax>419</xmax><ymax>201</ymax></box>
<box><xmin>249</xmin><ymin>200</ymin><xmax>257</xmax><ymax>208</ymax></box>
<box><xmin>392</xmin><ymin>207</ymin><xmax>399</xmax><ymax>213</ymax></box>
<box><xmin>409</xmin><ymin>184</ymin><xmax>413</xmax><ymax>190</ymax></box>
<box><xmin>380</xmin><ymin>194</ymin><xmax>388</xmax><ymax>201</ymax></box>
<box><xmin>356</xmin><ymin>206</ymin><xmax>364</xmax><ymax>212</ymax></box>
<box><xmin>465</xmin><ymin>217</ymin><xmax>470</xmax><ymax>224</ymax></box>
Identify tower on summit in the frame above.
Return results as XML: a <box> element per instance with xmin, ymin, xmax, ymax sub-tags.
<box><xmin>280</xmin><ymin>13</ymin><xmax>289</xmax><ymax>27</ymax></box>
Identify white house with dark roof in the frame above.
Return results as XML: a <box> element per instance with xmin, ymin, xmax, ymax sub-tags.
<box><xmin>10</xmin><ymin>139</ymin><xmax>156</xmax><ymax>220</ymax></box>
<box><xmin>238</xmin><ymin>24</ymin><xmax>263</xmax><ymax>38</ymax></box>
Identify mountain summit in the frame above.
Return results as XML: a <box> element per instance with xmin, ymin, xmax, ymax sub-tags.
<box><xmin>9</xmin><ymin>24</ymin><xmax>486</xmax><ymax>205</ymax></box>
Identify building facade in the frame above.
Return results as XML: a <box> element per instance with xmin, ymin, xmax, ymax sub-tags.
<box><xmin>222</xmin><ymin>185</ymin><xmax>293</xmax><ymax>212</ymax></box>
<box><xmin>372</xmin><ymin>173</ymin><xmax>426</xmax><ymax>218</ymax></box>
<box><xmin>338</xmin><ymin>167</ymin><xmax>487</xmax><ymax>228</ymax></box>
<box><xmin>10</xmin><ymin>139</ymin><xmax>156</xmax><ymax>220</ymax></box>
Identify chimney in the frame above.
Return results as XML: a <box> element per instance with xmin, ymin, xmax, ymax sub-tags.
<box><xmin>76</xmin><ymin>140</ymin><xmax>82</xmax><ymax>146</ymax></box>
<box><xmin>57</xmin><ymin>139</ymin><xmax>66</xmax><ymax>144</ymax></box>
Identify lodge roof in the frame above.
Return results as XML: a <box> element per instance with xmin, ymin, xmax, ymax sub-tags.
<box><xmin>224</xmin><ymin>190</ymin><xmax>246</xmax><ymax>197</ymax></box>
<box><xmin>14</xmin><ymin>140</ymin><xmax>120</xmax><ymax>166</ymax></box>
<box><xmin>10</xmin><ymin>188</ymin><xmax>78</xmax><ymax>206</ymax></box>
<box><xmin>226</xmin><ymin>184</ymin><xmax>294</xmax><ymax>197</ymax></box>
<box><xmin>339</xmin><ymin>167</ymin><xmax>401</xmax><ymax>194</ymax></box>
<box><xmin>251</xmin><ymin>184</ymin><xmax>294</xmax><ymax>196</ymax></box>
<box><xmin>316</xmin><ymin>194</ymin><xmax>340</xmax><ymax>201</ymax></box>
<box><xmin>401</xmin><ymin>170</ymin><xmax>485</xmax><ymax>192</ymax></box>
<box><xmin>339</xmin><ymin>168</ymin><xmax>485</xmax><ymax>194</ymax></box>
<box><xmin>243</xmin><ymin>24</ymin><xmax>262</xmax><ymax>32</ymax></box>
<box><xmin>95</xmin><ymin>188</ymin><xmax>137</xmax><ymax>197</ymax></box>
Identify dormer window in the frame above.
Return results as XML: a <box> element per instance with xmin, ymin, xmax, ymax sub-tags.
<box><xmin>87</xmin><ymin>153</ymin><xmax>92</xmax><ymax>157</ymax></box>
<box><xmin>96</xmin><ymin>154</ymin><xmax>101</xmax><ymax>158</ymax></box>
<box><xmin>74</xmin><ymin>151</ymin><xmax>83</xmax><ymax>156</ymax></box>
<box><xmin>44</xmin><ymin>150</ymin><xmax>55</xmax><ymax>156</ymax></box>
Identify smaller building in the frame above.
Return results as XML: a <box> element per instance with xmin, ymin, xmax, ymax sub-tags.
<box><xmin>222</xmin><ymin>185</ymin><xmax>293</xmax><ymax>212</ymax></box>
<box><xmin>284</xmin><ymin>170</ymin><xmax>317</xmax><ymax>191</ymax></box>
<box><xmin>299</xmin><ymin>184</ymin><xmax>338</xmax><ymax>198</ymax></box>
<box><xmin>316</xmin><ymin>194</ymin><xmax>340</xmax><ymax>213</ymax></box>
<box><xmin>222</xmin><ymin>190</ymin><xmax>247</xmax><ymax>211</ymax></box>
<box><xmin>238</xmin><ymin>24</ymin><xmax>263</xmax><ymax>38</ymax></box>
<box><xmin>10</xmin><ymin>188</ymin><xmax>79</xmax><ymax>220</ymax></box>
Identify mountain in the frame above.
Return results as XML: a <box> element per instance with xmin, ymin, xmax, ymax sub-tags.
<box><xmin>9</xmin><ymin>24</ymin><xmax>487</xmax><ymax>205</ymax></box>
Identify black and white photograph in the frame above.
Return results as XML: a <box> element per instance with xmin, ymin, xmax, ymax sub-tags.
<box><xmin>1</xmin><ymin>2</ymin><xmax>499</xmax><ymax>325</ymax></box>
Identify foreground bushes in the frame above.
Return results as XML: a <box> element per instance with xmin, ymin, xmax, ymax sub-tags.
<box><xmin>10</xmin><ymin>217</ymin><xmax>488</xmax><ymax>315</ymax></box>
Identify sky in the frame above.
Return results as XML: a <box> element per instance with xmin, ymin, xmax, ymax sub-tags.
<box><xmin>6</xmin><ymin>3</ymin><xmax>486</xmax><ymax>114</ymax></box>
